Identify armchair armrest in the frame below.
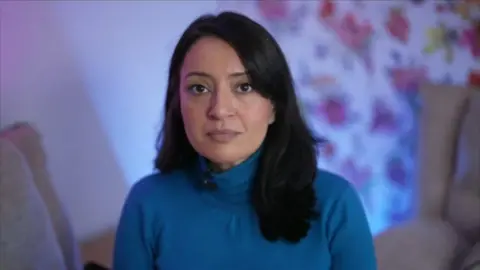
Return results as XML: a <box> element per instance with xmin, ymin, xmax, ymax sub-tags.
<box><xmin>374</xmin><ymin>219</ymin><xmax>468</xmax><ymax>270</ymax></box>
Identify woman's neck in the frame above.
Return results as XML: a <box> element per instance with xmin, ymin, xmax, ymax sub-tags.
<box><xmin>208</xmin><ymin>158</ymin><xmax>247</xmax><ymax>172</ymax></box>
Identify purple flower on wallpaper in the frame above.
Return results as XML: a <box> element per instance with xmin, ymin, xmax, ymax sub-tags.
<box><xmin>388</xmin><ymin>194</ymin><xmax>414</xmax><ymax>224</ymax></box>
<box><xmin>398</xmin><ymin>132</ymin><xmax>419</xmax><ymax>160</ymax></box>
<box><xmin>289</xmin><ymin>4</ymin><xmax>308</xmax><ymax>32</ymax></box>
<box><xmin>390</xmin><ymin>50</ymin><xmax>402</xmax><ymax>64</ymax></box>
<box><xmin>316</xmin><ymin>94</ymin><xmax>351</xmax><ymax>127</ymax></box>
<box><xmin>339</xmin><ymin>158</ymin><xmax>372</xmax><ymax>189</ymax></box>
<box><xmin>315</xmin><ymin>44</ymin><xmax>330</xmax><ymax>59</ymax></box>
<box><xmin>370</xmin><ymin>98</ymin><xmax>399</xmax><ymax>134</ymax></box>
<box><xmin>386</xmin><ymin>156</ymin><xmax>408</xmax><ymax>188</ymax></box>
<box><xmin>442</xmin><ymin>73</ymin><xmax>453</xmax><ymax>84</ymax></box>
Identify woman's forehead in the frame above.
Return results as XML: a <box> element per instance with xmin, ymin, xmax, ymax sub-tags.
<box><xmin>181</xmin><ymin>37</ymin><xmax>246</xmax><ymax>78</ymax></box>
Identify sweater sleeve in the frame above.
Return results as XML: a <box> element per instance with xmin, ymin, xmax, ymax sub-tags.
<box><xmin>327</xmin><ymin>184</ymin><xmax>377</xmax><ymax>270</ymax></box>
<box><xmin>113</xmin><ymin>182</ymin><xmax>157</xmax><ymax>270</ymax></box>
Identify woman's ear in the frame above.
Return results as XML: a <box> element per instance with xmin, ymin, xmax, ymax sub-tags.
<box><xmin>269</xmin><ymin>115</ymin><xmax>275</xmax><ymax>125</ymax></box>
<box><xmin>269</xmin><ymin>105</ymin><xmax>275</xmax><ymax>125</ymax></box>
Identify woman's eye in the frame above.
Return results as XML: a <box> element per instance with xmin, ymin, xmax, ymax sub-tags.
<box><xmin>188</xmin><ymin>84</ymin><xmax>208</xmax><ymax>94</ymax></box>
<box><xmin>236</xmin><ymin>83</ymin><xmax>253</xmax><ymax>93</ymax></box>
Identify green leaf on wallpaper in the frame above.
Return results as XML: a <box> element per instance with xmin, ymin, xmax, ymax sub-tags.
<box><xmin>423</xmin><ymin>44</ymin><xmax>438</xmax><ymax>54</ymax></box>
<box><xmin>445</xmin><ymin>47</ymin><xmax>454</xmax><ymax>63</ymax></box>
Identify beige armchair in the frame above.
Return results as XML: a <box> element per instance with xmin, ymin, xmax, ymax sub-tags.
<box><xmin>374</xmin><ymin>84</ymin><xmax>480</xmax><ymax>270</ymax></box>
<box><xmin>0</xmin><ymin>123</ymin><xmax>115</xmax><ymax>269</ymax></box>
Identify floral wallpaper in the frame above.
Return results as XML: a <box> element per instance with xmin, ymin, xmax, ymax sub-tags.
<box><xmin>217</xmin><ymin>0</ymin><xmax>479</xmax><ymax>234</ymax></box>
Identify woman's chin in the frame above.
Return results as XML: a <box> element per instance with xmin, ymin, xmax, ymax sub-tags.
<box><xmin>201</xmin><ymin>148</ymin><xmax>248</xmax><ymax>169</ymax></box>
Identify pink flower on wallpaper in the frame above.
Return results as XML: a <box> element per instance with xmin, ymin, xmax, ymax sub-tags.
<box><xmin>388</xmin><ymin>66</ymin><xmax>428</xmax><ymax>93</ymax></box>
<box><xmin>257</xmin><ymin>0</ymin><xmax>289</xmax><ymax>21</ymax></box>
<box><xmin>320</xmin><ymin>141</ymin><xmax>336</xmax><ymax>160</ymax></box>
<box><xmin>370</xmin><ymin>99</ymin><xmax>399</xmax><ymax>134</ymax></box>
<box><xmin>318</xmin><ymin>0</ymin><xmax>336</xmax><ymax>20</ymax></box>
<box><xmin>386</xmin><ymin>156</ymin><xmax>408</xmax><ymax>188</ymax></box>
<box><xmin>339</xmin><ymin>158</ymin><xmax>372</xmax><ymax>189</ymax></box>
<box><xmin>339</xmin><ymin>13</ymin><xmax>373</xmax><ymax>49</ymax></box>
<box><xmin>459</xmin><ymin>27</ymin><xmax>480</xmax><ymax>58</ymax></box>
<box><xmin>385</xmin><ymin>8</ymin><xmax>410</xmax><ymax>43</ymax></box>
<box><xmin>323</xmin><ymin>12</ymin><xmax>374</xmax><ymax>71</ymax></box>
<box><xmin>316</xmin><ymin>94</ymin><xmax>350</xmax><ymax>127</ymax></box>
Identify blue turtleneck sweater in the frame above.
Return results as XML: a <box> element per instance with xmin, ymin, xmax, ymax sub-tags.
<box><xmin>113</xmin><ymin>150</ymin><xmax>377</xmax><ymax>270</ymax></box>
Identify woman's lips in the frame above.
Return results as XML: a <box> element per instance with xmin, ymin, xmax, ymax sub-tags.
<box><xmin>206</xmin><ymin>130</ymin><xmax>241</xmax><ymax>143</ymax></box>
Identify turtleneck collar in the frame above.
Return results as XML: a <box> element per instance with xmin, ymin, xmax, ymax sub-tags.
<box><xmin>195</xmin><ymin>147</ymin><xmax>262</xmax><ymax>208</ymax></box>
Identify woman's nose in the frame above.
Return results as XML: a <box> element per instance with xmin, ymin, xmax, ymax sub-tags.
<box><xmin>207</xmin><ymin>90</ymin><xmax>236</xmax><ymax>120</ymax></box>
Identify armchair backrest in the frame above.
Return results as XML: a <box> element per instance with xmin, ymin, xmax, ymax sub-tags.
<box><xmin>0</xmin><ymin>122</ymin><xmax>82</xmax><ymax>270</ymax></box>
<box><xmin>0</xmin><ymin>138</ymin><xmax>67</xmax><ymax>270</ymax></box>
<box><xmin>417</xmin><ymin>84</ymin><xmax>472</xmax><ymax>219</ymax></box>
<box><xmin>447</xmin><ymin>89</ymin><xmax>480</xmax><ymax>243</ymax></box>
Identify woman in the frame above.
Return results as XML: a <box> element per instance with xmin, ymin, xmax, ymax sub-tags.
<box><xmin>113</xmin><ymin>11</ymin><xmax>377</xmax><ymax>270</ymax></box>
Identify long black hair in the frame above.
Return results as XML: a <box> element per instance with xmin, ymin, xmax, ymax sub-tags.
<box><xmin>154</xmin><ymin>11</ymin><xmax>320</xmax><ymax>243</ymax></box>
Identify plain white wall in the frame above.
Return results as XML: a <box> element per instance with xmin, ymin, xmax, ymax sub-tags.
<box><xmin>0</xmin><ymin>1</ymin><xmax>219</xmax><ymax>241</ymax></box>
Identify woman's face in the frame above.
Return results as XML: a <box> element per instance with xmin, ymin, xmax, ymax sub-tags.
<box><xmin>179</xmin><ymin>37</ymin><xmax>275</xmax><ymax>170</ymax></box>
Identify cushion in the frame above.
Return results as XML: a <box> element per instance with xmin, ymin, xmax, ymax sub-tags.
<box><xmin>455</xmin><ymin>89</ymin><xmax>480</xmax><ymax>190</ymax></box>
<box><xmin>81</xmin><ymin>229</ymin><xmax>116</xmax><ymax>268</ymax></box>
<box><xmin>447</xmin><ymin>190</ymin><xmax>480</xmax><ymax>244</ymax></box>
<box><xmin>461</xmin><ymin>242</ymin><xmax>480</xmax><ymax>270</ymax></box>
<box><xmin>447</xmin><ymin>90</ymin><xmax>480</xmax><ymax>242</ymax></box>
<box><xmin>374</xmin><ymin>219</ymin><xmax>468</xmax><ymax>270</ymax></box>
<box><xmin>1</xmin><ymin>123</ymin><xmax>82</xmax><ymax>270</ymax></box>
<box><xmin>417</xmin><ymin>84</ymin><xmax>472</xmax><ymax>218</ymax></box>
<box><xmin>0</xmin><ymin>139</ymin><xmax>67</xmax><ymax>270</ymax></box>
